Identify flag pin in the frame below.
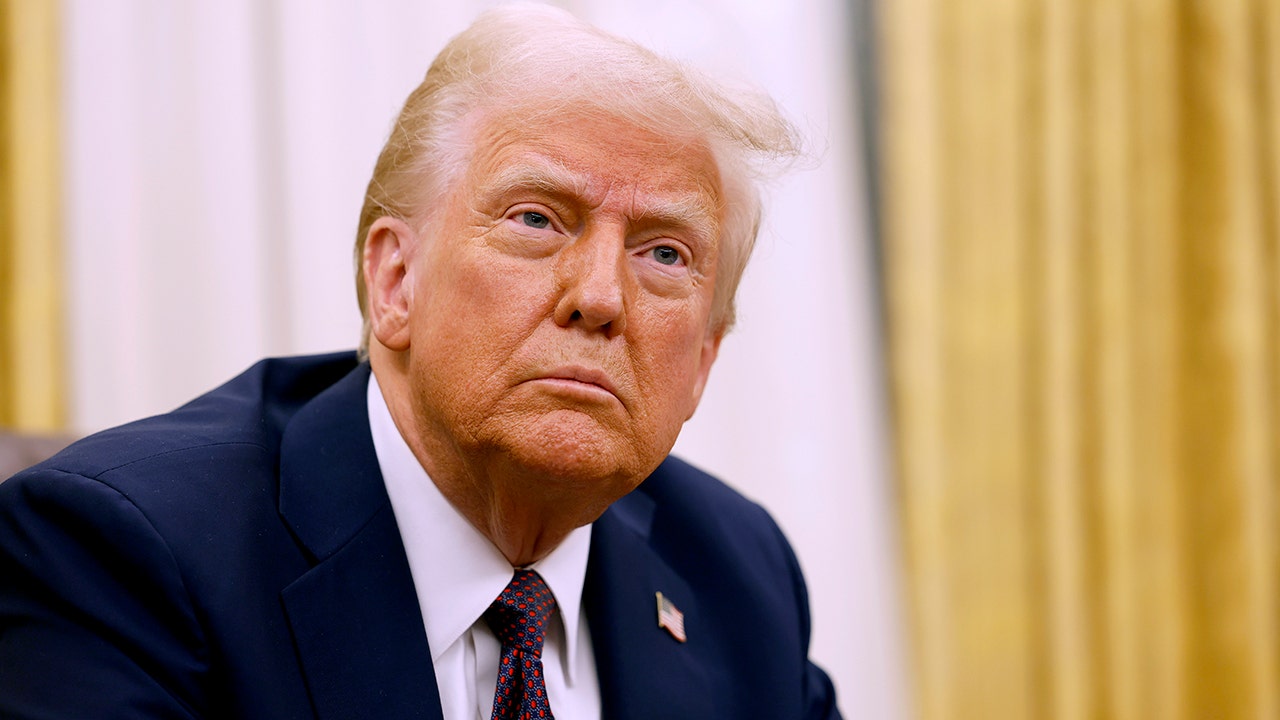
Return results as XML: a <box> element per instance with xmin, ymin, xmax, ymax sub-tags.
<box><xmin>655</xmin><ymin>591</ymin><xmax>687</xmax><ymax>643</ymax></box>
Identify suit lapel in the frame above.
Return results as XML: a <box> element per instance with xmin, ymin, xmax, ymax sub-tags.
<box><xmin>586</xmin><ymin>488</ymin><xmax>715</xmax><ymax>720</ymax></box>
<box><xmin>274</xmin><ymin>364</ymin><xmax>718</xmax><ymax>718</ymax></box>
<box><xmin>277</xmin><ymin>365</ymin><xmax>443</xmax><ymax>720</ymax></box>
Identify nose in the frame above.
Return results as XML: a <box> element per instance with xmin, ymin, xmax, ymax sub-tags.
<box><xmin>553</xmin><ymin>227</ymin><xmax>628</xmax><ymax>336</ymax></box>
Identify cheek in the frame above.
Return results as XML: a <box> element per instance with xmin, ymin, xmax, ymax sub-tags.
<box><xmin>407</xmin><ymin>253</ymin><xmax>553</xmax><ymax>431</ymax></box>
<box><xmin>416</xmin><ymin>248</ymin><xmax>553</xmax><ymax>342</ymax></box>
<box><xmin>633</xmin><ymin>306</ymin><xmax>712</xmax><ymax>415</ymax></box>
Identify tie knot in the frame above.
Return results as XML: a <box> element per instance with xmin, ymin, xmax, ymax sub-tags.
<box><xmin>485</xmin><ymin>569</ymin><xmax>557</xmax><ymax>659</ymax></box>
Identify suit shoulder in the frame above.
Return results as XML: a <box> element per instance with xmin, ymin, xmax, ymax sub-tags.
<box><xmin>0</xmin><ymin>353</ymin><xmax>364</xmax><ymax>596</ymax></box>
<box><xmin>26</xmin><ymin>353</ymin><xmax>360</xmax><ymax>483</ymax></box>
<box><xmin>635</xmin><ymin>455</ymin><xmax>796</xmax><ymax>572</ymax></box>
<box><xmin>641</xmin><ymin>454</ymin><xmax>777</xmax><ymax>527</ymax></box>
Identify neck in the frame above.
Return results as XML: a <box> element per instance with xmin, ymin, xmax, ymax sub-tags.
<box><xmin>370</xmin><ymin>353</ymin><xmax>600</xmax><ymax>567</ymax></box>
<box><xmin>422</xmin><ymin>446</ymin><xmax>596</xmax><ymax>567</ymax></box>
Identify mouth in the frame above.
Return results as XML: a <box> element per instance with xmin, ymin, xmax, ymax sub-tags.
<box><xmin>525</xmin><ymin>366</ymin><xmax>621</xmax><ymax>403</ymax></box>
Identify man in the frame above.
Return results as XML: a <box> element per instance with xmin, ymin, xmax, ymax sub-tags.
<box><xmin>0</xmin><ymin>5</ymin><xmax>840</xmax><ymax>718</ymax></box>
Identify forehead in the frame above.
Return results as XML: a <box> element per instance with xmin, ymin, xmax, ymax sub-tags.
<box><xmin>459</xmin><ymin>107</ymin><xmax>724</xmax><ymax>225</ymax></box>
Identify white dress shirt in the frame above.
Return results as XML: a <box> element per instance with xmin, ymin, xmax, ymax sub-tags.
<box><xmin>368</xmin><ymin>374</ymin><xmax>602</xmax><ymax>720</ymax></box>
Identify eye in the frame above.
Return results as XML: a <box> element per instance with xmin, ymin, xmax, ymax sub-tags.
<box><xmin>521</xmin><ymin>211</ymin><xmax>551</xmax><ymax>229</ymax></box>
<box><xmin>651</xmin><ymin>245</ymin><xmax>682</xmax><ymax>266</ymax></box>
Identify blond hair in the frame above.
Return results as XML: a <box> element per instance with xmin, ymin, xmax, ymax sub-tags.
<box><xmin>354</xmin><ymin>3</ymin><xmax>800</xmax><ymax>352</ymax></box>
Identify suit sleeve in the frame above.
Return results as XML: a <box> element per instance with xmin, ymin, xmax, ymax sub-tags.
<box><xmin>0</xmin><ymin>468</ymin><xmax>205</xmax><ymax>718</ymax></box>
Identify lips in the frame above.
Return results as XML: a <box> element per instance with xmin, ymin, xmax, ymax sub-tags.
<box><xmin>528</xmin><ymin>365</ymin><xmax>621</xmax><ymax>401</ymax></box>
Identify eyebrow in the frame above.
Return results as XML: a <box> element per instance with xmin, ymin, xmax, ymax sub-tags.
<box><xmin>480</xmin><ymin>157</ymin><xmax>720</xmax><ymax>239</ymax></box>
<box><xmin>480</xmin><ymin>158</ymin><xmax>590</xmax><ymax>206</ymax></box>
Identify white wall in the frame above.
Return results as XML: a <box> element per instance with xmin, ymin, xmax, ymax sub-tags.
<box><xmin>61</xmin><ymin>1</ymin><xmax>906</xmax><ymax>714</ymax></box>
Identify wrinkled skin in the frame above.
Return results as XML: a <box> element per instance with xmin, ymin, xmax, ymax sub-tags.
<box><xmin>364</xmin><ymin>108</ymin><xmax>725</xmax><ymax>566</ymax></box>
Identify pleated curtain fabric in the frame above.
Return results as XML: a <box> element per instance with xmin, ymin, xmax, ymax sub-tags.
<box><xmin>881</xmin><ymin>1</ymin><xmax>1280</xmax><ymax>718</ymax></box>
<box><xmin>0</xmin><ymin>0</ymin><xmax>64</xmax><ymax>433</ymax></box>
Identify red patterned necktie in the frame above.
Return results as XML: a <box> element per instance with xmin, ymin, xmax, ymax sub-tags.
<box><xmin>485</xmin><ymin>569</ymin><xmax>557</xmax><ymax>720</ymax></box>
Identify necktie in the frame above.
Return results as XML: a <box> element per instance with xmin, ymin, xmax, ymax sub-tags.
<box><xmin>485</xmin><ymin>569</ymin><xmax>557</xmax><ymax>720</ymax></box>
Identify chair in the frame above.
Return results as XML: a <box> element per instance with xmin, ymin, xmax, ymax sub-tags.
<box><xmin>0</xmin><ymin>431</ymin><xmax>74</xmax><ymax>480</ymax></box>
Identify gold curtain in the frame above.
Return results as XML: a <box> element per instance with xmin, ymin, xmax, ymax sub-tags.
<box><xmin>0</xmin><ymin>0</ymin><xmax>64</xmax><ymax>432</ymax></box>
<box><xmin>882</xmin><ymin>1</ymin><xmax>1280</xmax><ymax>718</ymax></box>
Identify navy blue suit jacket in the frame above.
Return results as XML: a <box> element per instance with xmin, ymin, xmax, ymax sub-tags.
<box><xmin>0</xmin><ymin>353</ymin><xmax>840</xmax><ymax>718</ymax></box>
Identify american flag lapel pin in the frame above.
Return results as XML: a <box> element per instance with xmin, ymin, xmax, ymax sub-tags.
<box><xmin>655</xmin><ymin>591</ymin><xmax>687</xmax><ymax>643</ymax></box>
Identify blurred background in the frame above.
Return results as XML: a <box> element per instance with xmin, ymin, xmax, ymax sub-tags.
<box><xmin>0</xmin><ymin>0</ymin><xmax>902</xmax><ymax>716</ymax></box>
<box><xmin>4</xmin><ymin>0</ymin><xmax>1278</xmax><ymax>719</ymax></box>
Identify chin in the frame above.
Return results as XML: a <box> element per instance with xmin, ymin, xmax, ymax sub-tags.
<box><xmin>500</xmin><ymin>409</ymin><xmax>658</xmax><ymax>489</ymax></box>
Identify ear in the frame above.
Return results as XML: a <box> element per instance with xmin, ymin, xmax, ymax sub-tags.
<box><xmin>363</xmin><ymin>216</ymin><xmax>419</xmax><ymax>352</ymax></box>
<box><xmin>685</xmin><ymin>331</ymin><xmax>724</xmax><ymax>420</ymax></box>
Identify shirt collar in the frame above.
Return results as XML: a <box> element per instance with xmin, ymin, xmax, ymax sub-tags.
<box><xmin>366</xmin><ymin>372</ymin><xmax>592</xmax><ymax>681</ymax></box>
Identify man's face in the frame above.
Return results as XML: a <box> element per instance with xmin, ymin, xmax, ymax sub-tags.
<box><xmin>398</xmin><ymin>108</ymin><xmax>724</xmax><ymax>501</ymax></box>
